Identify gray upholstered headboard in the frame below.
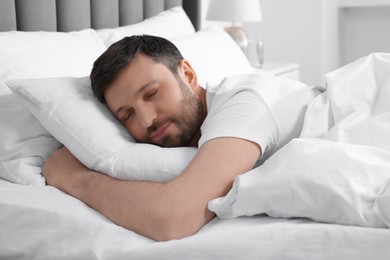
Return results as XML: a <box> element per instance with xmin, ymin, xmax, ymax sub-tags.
<box><xmin>0</xmin><ymin>0</ymin><xmax>201</xmax><ymax>32</ymax></box>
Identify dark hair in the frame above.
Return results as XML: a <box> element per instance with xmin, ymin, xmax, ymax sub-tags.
<box><xmin>90</xmin><ymin>35</ymin><xmax>184</xmax><ymax>103</ymax></box>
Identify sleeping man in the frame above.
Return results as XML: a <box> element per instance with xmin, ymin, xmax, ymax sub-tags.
<box><xmin>42</xmin><ymin>35</ymin><xmax>320</xmax><ymax>241</ymax></box>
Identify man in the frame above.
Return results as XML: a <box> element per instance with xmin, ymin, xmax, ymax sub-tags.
<box><xmin>43</xmin><ymin>35</ymin><xmax>318</xmax><ymax>241</ymax></box>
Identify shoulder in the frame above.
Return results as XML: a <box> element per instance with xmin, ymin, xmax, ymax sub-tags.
<box><xmin>199</xmin><ymin>74</ymin><xmax>280</xmax><ymax>154</ymax></box>
<box><xmin>206</xmin><ymin>72</ymin><xmax>308</xmax><ymax>109</ymax></box>
<box><xmin>205</xmin><ymin>73</ymin><xmax>269</xmax><ymax>110</ymax></box>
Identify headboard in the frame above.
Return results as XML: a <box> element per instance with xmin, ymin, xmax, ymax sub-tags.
<box><xmin>0</xmin><ymin>0</ymin><xmax>201</xmax><ymax>32</ymax></box>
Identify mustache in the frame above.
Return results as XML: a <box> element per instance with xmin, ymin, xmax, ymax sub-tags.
<box><xmin>146</xmin><ymin>117</ymin><xmax>176</xmax><ymax>136</ymax></box>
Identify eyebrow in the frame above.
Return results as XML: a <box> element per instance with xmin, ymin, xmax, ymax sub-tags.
<box><xmin>115</xmin><ymin>80</ymin><xmax>157</xmax><ymax>118</ymax></box>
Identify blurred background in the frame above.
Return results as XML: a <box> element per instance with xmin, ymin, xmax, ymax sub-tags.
<box><xmin>202</xmin><ymin>0</ymin><xmax>390</xmax><ymax>86</ymax></box>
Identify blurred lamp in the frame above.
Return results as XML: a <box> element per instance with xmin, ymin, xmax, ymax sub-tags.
<box><xmin>207</xmin><ymin>0</ymin><xmax>263</xmax><ymax>53</ymax></box>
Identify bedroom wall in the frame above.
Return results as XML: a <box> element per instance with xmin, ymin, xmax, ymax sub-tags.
<box><xmin>200</xmin><ymin>0</ymin><xmax>390</xmax><ymax>86</ymax></box>
<box><xmin>340</xmin><ymin>6</ymin><xmax>390</xmax><ymax>65</ymax></box>
<box><xmin>201</xmin><ymin>0</ymin><xmax>331</xmax><ymax>86</ymax></box>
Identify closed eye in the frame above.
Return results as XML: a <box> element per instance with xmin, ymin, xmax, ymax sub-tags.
<box><xmin>121</xmin><ymin>109</ymin><xmax>134</xmax><ymax>122</ymax></box>
<box><xmin>145</xmin><ymin>88</ymin><xmax>159</xmax><ymax>99</ymax></box>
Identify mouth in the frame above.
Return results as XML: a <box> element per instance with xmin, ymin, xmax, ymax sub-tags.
<box><xmin>150</xmin><ymin>121</ymin><xmax>172</xmax><ymax>143</ymax></box>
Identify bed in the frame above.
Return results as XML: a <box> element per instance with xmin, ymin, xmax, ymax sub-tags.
<box><xmin>1</xmin><ymin>0</ymin><xmax>390</xmax><ymax>259</ymax></box>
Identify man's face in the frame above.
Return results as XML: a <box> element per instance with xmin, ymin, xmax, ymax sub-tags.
<box><xmin>104</xmin><ymin>54</ymin><xmax>204</xmax><ymax>147</ymax></box>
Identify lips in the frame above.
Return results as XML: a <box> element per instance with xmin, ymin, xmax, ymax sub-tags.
<box><xmin>150</xmin><ymin>122</ymin><xmax>171</xmax><ymax>142</ymax></box>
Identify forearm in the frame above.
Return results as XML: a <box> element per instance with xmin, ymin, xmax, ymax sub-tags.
<box><xmin>43</xmin><ymin>137</ymin><xmax>260</xmax><ymax>241</ymax></box>
<box><xmin>62</xmin><ymin>168</ymin><xmax>213</xmax><ymax>241</ymax></box>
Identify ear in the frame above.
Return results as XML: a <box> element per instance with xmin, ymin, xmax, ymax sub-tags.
<box><xmin>179</xmin><ymin>59</ymin><xmax>199</xmax><ymax>91</ymax></box>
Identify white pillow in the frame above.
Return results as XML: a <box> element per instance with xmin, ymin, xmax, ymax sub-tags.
<box><xmin>97</xmin><ymin>6</ymin><xmax>195</xmax><ymax>47</ymax></box>
<box><xmin>0</xmin><ymin>29</ymin><xmax>106</xmax><ymax>186</ymax></box>
<box><xmin>7</xmin><ymin>77</ymin><xmax>197</xmax><ymax>183</ymax></box>
<box><xmin>171</xmin><ymin>26</ymin><xmax>254</xmax><ymax>87</ymax></box>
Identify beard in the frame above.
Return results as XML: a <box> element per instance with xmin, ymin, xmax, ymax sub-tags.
<box><xmin>142</xmin><ymin>77</ymin><xmax>204</xmax><ymax>147</ymax></box>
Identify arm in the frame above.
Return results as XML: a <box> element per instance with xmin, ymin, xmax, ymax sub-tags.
<box><xmin>43</xmin><ymin>137</ymin><xmax>260</xmax><ymax>241</ymax></box>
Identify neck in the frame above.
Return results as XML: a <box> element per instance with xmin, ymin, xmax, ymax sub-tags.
<box><xmin>189</xmin><ymin>86</ymin><xmax>207</xmax><ymax>147</ymax></box>
<box><xmin>199</xmin><ymin>86</ymin><xmax>208</xmax><ymax>120</ymax></box>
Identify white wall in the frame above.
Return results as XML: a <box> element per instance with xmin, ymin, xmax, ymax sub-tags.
<box><xmin>201</xmin><ymin>0</ymin><xmax>331</xmax><ymax>85</ymax></box>
<box><xmin>340</xmin><ymin>6</ymin><xmax>390</xmax><ymax>65</ymax></box>
<box><xmin>321</xmin><ymin>0</ymin><xmax>341</xmax><ymax>80</ymax></box>
<box><xmin>201</xmin><ymin>0</ymin><xmax>390</xmax><ymax>86</ymax></box>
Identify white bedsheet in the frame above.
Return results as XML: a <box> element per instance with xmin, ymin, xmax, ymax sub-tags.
<box><xmin>1</xmin><ymin>179</ymin><xmax>389</xmax><ymax>259</ymax></box>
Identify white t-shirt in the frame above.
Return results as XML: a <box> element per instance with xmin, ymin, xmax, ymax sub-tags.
<box><xmin>199</xmin><ymin>73</ymin><xmax>321</xmax><ymax>162</ymax></box>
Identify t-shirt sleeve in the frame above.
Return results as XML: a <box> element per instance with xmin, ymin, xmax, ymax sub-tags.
<box><xmin>198</xmin><ymin>89</ymin><xmax>278</xmax><ymax>156</ymax></box>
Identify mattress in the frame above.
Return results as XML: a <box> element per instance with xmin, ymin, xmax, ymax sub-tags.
<box><xmin>1</xmin><ymin>178</ymin><xmax>389</xmax><ymax>259</ymax></box>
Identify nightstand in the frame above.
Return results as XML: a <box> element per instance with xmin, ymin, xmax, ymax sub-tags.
<box><xmin>252</xmin><ymin>63</ymin><xmax>300</xmax><ymax>81</ymax></box>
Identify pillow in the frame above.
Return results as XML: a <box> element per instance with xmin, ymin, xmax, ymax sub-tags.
<box><xmin>171</xmin><ymin>26</ymin><xmax>254</xmax><ymax>87</ymax></box>
<box><xmin>7</xmin><ymin>77</ymin><xmax>197</xmax><ymax>183</ymax></box>
<box><xmin>97</xmin><ymin>6</ymin><xmax>195</xmax><ymax>47</ymax></box>
<box><xmin>0</xmin><ymin>29</ymin><xmax>106</xmax><ymax>186</ymax></box>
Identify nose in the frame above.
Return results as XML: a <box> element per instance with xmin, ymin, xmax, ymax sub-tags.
<box><xmin>137</xmin><ymin>104</ymin><xmax>157</xmax><ymax>128</ymax></box>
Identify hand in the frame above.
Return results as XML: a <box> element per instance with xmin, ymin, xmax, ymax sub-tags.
<box><xmin>42</xmin><ymin>146</ymin><xmax>88</xmax><ymax>191</ymax></box>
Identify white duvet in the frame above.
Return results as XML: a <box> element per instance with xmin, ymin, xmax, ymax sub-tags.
<box><xmin>209</xmin><ymin>53</ymin><xmax>390</xmax><ymax>229</ymax></box>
